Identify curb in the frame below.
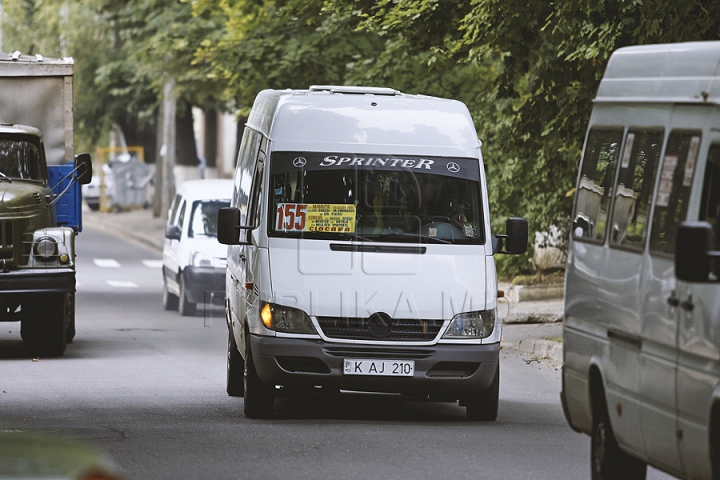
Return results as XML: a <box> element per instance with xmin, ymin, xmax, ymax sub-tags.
<box><xmin>517</xmin><ymin>338</ymin><xmax>563</xmax><ymax>362</ymax></box>
<box><xmin>503</xmin><ymin>312</ymin><xmax>563</xmax><ymax>324</ymax></box>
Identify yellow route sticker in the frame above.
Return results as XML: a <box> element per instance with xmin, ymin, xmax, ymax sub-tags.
<box><xmin>276</xmin><ymin>203</ymin><xmax>356</xmax><ymax>233</ymax></box>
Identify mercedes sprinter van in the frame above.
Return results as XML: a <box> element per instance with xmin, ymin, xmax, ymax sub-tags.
<box><xmin>218</xmin><ymin>85</ymin><xmax>527</xmax><ymax>419</ymax></box>
<box><xmin>562</xmin><ymin>41</ymin><xmax>720</xmax><ymax>479</ymax></box>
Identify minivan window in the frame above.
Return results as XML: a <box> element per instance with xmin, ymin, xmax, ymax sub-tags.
<box><xmin>649</xmin><ymin>131</ymin><xmax>701</xmax><ymax>255</ymax></box>
<box><xmin>609</xmin><ymin>130</ymin><xmax>663</xmax><ymax>249</ymax></box>
<box><xmin>177</xmin><ymin>201</ymin><xmax>187</xmax><ymax>232</ymax></box>
<box><xmin>268</xmin><ymin>152</ymin><xmax>484</xmax><ymax>244</ymax></box>
<box><xmin>572</xmin><ymin>129</ymin><xmax>623</xmax><ymax>242</ymax></box>
<box><xmin>189</xmin><ymin>200</ymin><xmax>230</xmax><ymax>238</ymax></box>
<box><xmin>699</xmin><ymin>145</ymin><xmax>720</xmax><ymax>250</ymax></box>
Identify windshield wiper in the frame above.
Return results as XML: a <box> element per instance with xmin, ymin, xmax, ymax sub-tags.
<box><xmin>379</xmin><ymin>233</ymin><xmax>451</xmax><ymax>244</ymax></box>
<box><xmin>0</xmin><ymin>171</ymin><xmax>12</xmax><ymax>183</ymax></box>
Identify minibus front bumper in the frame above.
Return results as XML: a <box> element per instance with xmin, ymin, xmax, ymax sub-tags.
<box><xmin>250</xmin><ymin>335</ymin><xmax>499</xmax><ymax>397</ymax></box>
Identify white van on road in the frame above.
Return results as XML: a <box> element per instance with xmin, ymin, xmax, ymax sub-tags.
<box><xmin>562</xmin><ymin>41</ymin><xmax>720</xmax><ymax>479</ymax></box>
<box><xmin>218</xmin><ymin>85</ymin><xmax>527</xmax><ymax>419</ymax></box>
<box><xmin>163</xmin><ymin>179</ymin><xmax>233</xmax><ymax>316</ymax></box>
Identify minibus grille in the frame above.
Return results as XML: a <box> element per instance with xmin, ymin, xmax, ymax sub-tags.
<box><xmin>316</xmin><ymin>316</ymin><xmax>444</xmax><ymax>341</ymax></box>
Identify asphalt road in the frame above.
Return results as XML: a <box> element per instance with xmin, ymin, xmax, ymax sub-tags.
<box><xmin>0</xmin><ymin>226</ymin><xmax>674</xmax><ymax>479</ymax></box>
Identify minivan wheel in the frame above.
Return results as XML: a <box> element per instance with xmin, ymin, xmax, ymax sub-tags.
<box><xmin>591</xmin><ymin>399</ymin><xmax>646</xmax><ymax>479</ymax></box>
<box><xmin>243</xmin><ymin>335</ymin><xmax>274</xmax><ymax>418</ymax></box>
<box><xmin>178</xmin><ymin>275</ymin><xmax>196</xmax><ymax>316</ymax></box>
<box><xmin>162</xmin><ymin>279</ymin><xmax>179</xmax><ymax>311</ymax></box>
<box><xmin>465</xmin><ymin>364</ymin><xmax>499</xmax><ymax>421</ymax></box>
<box><xmin>227</xmin><ymin>329</ymin><xmax>244</xmax><ymax>397</ymax></box>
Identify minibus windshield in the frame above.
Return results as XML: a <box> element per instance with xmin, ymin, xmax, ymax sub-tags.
<box><xmin>268</xmin><ymin>152</ymin><xmax>485</xmax><ymax>244</ymax></box>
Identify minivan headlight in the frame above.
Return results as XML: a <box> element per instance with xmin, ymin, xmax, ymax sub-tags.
<box><xmin>261</xmin><ymin>303</ymin><xmax>316</xmax><ymax>334</ymax></box>
<box><xmin>443</xmin><ymin>309</ymin><xmax>496</xmax><ymax>339</ymax></box>
<box><xmin>190</xmin><ymin>251</ymin><xmax>212</xmax><ymax>267</ymax></box>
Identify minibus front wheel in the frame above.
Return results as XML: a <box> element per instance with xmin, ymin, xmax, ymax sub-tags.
<box><xmin>243</xmin><ymin>334</ymin><xmax>275</xmax><ymax>418</ymax></box>
<box><xmin>464</xmin><ymin>364</ymin><xmax>499</xmax><ymax>421</ymax></box>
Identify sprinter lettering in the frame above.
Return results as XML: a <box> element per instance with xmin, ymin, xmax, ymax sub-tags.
<box><xmin>319</xmin><ymin>155</ymin><xmax>434</xmax><ymax>170</ymax></box>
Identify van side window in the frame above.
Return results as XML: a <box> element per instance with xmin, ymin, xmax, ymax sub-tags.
<box><xmin>177</xmin><ymin>201</ymin><xmax>187</xmax><ymax>233</ymax></box>
<box><xmin>649</xmin><ymin>132</ymin><xmax>701</xmax><ymax>255</ymax></box>
<box><xmin>169</xmin><ymin>194</ymin><xmax>182</xmax><ymax>225</ymax></box>
<box><xmin>609</xmin><ymin>130</ymin><xmax>663</xmax><ymax>249</ymax></box>
<box><xmin>699</xmin><ymin>145</ymin><xmax>720</xmax><ymax>250</ymax></box>
<box><xmin>233</xmin><ymin>128</ymin><xmax>262</xmax><ymax>220</ymax></box>
<box><xmin>572</xmin><ymin>129</ymin><xmax>623</xmax><ymax>242</ymax></box>
<box><xmin>247</xmin><ymin>157</ymin><xmax>265</xmax><ymax>228</ymax></box>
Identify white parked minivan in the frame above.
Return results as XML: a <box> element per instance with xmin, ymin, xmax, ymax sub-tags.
<box><xmin>163</xmin><ymin>179</ymin><xmax>233</xmax><ymax>316</ymax></box>
<box><xmin>562</xmin><ymin>41</ymin><xmax>720</xmax><ymax>479</ymax></box>
<box><xmin>218</xmin><ymin>85</ymin><xmax>527</xmax><ymax>419</ymax></box>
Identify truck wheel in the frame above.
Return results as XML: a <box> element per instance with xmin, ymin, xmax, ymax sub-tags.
<box><xmin>22</xmin><ymin>294</ymin><xmax>68</xmax><ymax>357</ymax></box>
<box><xmin>243</xmin><ymin>334</ymin><xmax>274</xmax><ymax>418</ymax></box>
<box><xmin>591</xmin><ymin>393</ymin><xmax>646</xmax><ymax>479</ymax></box>
<box><xmin>178</xmin><ymin>276</ymin><xmax>196</xmax><ymax>317</ymax></box>
<box><xmin>465</xmin><ymin>364</ymin><xmax>499</xmax><ymax>421</ymax></box>
<box><xmin>66</xmin><ymin>293</ymin><xmax>76</xmax><ymax>343</ymax></box>
<box><xmin>162</xmin><ymin>279</ymin><xmax>179</xmax><ymax>311</ymax></box>
<box><xmin>227</xmin><ymin>329</ymin><xmax>245</xmax><ymax>397</ymax></box>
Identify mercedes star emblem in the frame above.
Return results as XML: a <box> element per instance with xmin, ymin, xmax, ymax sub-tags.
<box><xmin>446</xmin><ymin>162</ymin><xmax>460</xmax><ymax>173</ymax></box>
<box><xmin>293</xmin><ymin>157</ymin><xmax>307</xmax><ymax>167</ymax></box>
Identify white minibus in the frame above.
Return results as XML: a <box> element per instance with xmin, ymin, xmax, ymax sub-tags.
<box><xmin>217</xmin><ymin>85</ymin><xmax>527</xmax><ymax>419</ymax></box>
<box><xmin>562</xmin><ymin>41</ymin><xmax>720</xmax><ymax>479</ymax></box>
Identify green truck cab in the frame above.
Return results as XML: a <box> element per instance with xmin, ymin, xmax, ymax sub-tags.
<box><xmin>0</xmin><ymin>53</ymin><xmax>92</xmax><ymax>357</ymax></box>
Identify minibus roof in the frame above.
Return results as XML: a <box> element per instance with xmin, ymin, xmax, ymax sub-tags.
<box><xmin>245</xmin><ymin>86</ymin><xmax>482</xmax><ymax>158</ymax></box>
<box><xmin>596</xmin><ymin>41</ymin><xmax>720</xmax><ymax>105</ymax></box>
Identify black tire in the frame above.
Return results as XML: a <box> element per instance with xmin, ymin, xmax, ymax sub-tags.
<box><xmin>22</xmin><ymin>293</ymin><xmax>68</xmax><ymax>357</ymax></box>
<box><xmin>465</xmin><ymin>364</ymin><xmax>499</xmax><ymax>421</ymax></box>
<box><xmin>591</xmin><ymin>395</ymin><xmax>646</xmax><ymax>479</ymax></box>
<box><xmin>243</xmin><ymin>334</ymin><xmax>274</xmax><ymax>418</ymax></box>
<box><xmin>162</xmin><ymin>278</ymin><xmax>179</xmax><ymax>311</ymax></box>
<box><xmin>178</xmin><ymin>275</ymin><xmax>196</xmax><ymax>317</ymax></box>
<box><xmin>66</xmin><ymin>293</ymin><xmax>76</xmax><ymax>343</ymax></box>
<box><xmin>227</xmin><ymin>329</ymin><xmax>245</xmax><ymax>397</ymax></box>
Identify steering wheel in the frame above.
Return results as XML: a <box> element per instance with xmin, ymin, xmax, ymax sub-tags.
<box><xmin>425</xmin><ymin>216</ymin><xmax>464</xmax><ymax>231</ymax></box>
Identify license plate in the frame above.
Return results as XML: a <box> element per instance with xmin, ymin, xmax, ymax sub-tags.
<box><xmin>343</xmin><ymin>359</ymin><xmax>414</xmax><ymax>377</ymax></box>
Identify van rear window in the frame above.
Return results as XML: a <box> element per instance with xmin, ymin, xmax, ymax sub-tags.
<box><xmin>268</xmin><ymin>152</ymin><xmax>484</xmax><ymax>244</ymax></box>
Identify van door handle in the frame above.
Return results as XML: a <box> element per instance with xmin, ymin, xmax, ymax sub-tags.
<box><xmin>681</xmin><ymin>295</ymin><xmax>694</xmax><ymax>312</ymax></box>
<box><xmin>239</xmin><ymin>253</ymin><xmax>246</xmax><ymax>263</ymax></box>
<box><xmin>230</xmin><ymin>274</ymin><xmax>239</xmax><ymax>286</ymax></box>
<box><xmin>667</xmin><ymin>292</ymin><xmax>680</xmax><ymax>308</ymax></box>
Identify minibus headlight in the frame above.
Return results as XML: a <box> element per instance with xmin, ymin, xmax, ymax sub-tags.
<box><xmin>443</xmin><ymin>309</ymin><xmax>496</xmax><ymax>339</ymax></box>
<box><xmin>261</xmin><ymin>303</ymin><xmax>316</xmax><ymax>334</ymax></box>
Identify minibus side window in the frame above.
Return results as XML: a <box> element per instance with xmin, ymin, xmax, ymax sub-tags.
<box><xmin>609</xmin><ymin>130</ymin><xmax>663</xmax><ymax>249</ymax></box>
<box><xmin>572</xmin><ymin>129</ymin><xmax>623</xmax><ymax>242</ymax></box>
<box><xmin>649</xmin><ymin>131</ymin><xmax>701</xmax><ymax>255</ymax></box>
<box><xmin>233</xmin><ymin>128</ymin><xmax>262</xmax><ymax>220</ymax></box>
<box><xmin>699</xmin><ymin>145</ymin><xmax>720</xmax><ymax>251</ymax></box>
<box><xmin>247</xmin><ymin>157</ymin><xmax>265</xmax><ymax>228</ymax></box>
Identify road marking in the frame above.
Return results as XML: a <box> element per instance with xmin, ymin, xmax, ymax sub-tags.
<box><xmin>107</xmin><ymin>280</ymin><xmax>138</xmax><ymax>288</ymax></box>
<box><xmin>94</xmin><ymin>258</ymin><xmax>120</xmax><ymax>268</ymax></box>
<box><xmin>142</xmin><ymin>260</ymin><xmax>164</xmax><ymax>269</ymax></box>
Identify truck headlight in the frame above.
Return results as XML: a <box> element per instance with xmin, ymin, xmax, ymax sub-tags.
<box><xmin>443</xmin><ymin>309</ymin><xmax>496</xmax><ymax>339</ymax></box>
<box><xmin>260</xmin><ymin>303</ymin><xmax>316</xmax><ymax>334</ymax></box>
<box><xmin>33</xmin><ymin>236</ymin><xmax>58</xmax><ymax>260</ymax></box>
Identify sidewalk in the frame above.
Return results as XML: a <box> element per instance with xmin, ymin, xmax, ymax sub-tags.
<box><xmin>81</xmin><ymin>206</ymin><xmax>565</xmax><ymax>362</ymax></box>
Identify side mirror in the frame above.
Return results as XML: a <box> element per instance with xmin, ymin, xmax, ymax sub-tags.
<box><xmin>505</xmin><ymin>217</ymin><xmax>529</xmax><ymax>254</ymax></box>
<box><xmin>217</xmin><ymin>207</ymin><xmax>254</xmax><ymax>245</ymax></box>
<box><xmin>165</xmin><ymin>224</ymin><xmax>182</xmax><ymax>241</ymax></box>
<box><xmin>495</xmin><ymin>217</ymin><xmax>528</xmax><ymax>254</ymax></box>
<box><xmin>74</xmin><ymin>153</ymin><xmax>93</xmax><ymax>185</ymax></box>
<box><xmin>676</xmin><ymin>221</ymin><xmax>713</xmax><ymax>282</ymax></box>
